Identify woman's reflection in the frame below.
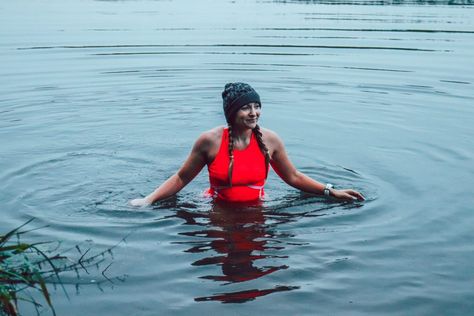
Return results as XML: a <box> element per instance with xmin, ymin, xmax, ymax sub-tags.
<box><xmin>174</xmin><ymin>201</ymin><xmax>298</xmax><ymax>303</ymax></box>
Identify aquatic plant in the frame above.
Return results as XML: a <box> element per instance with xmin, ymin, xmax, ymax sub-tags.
<box><xmin>0</xmin><ymin>219</ymin><xmax>121</xmax><ymax>316</ymax></box>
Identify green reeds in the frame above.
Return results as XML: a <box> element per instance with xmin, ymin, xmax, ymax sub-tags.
<box><xmin>0</xmin><ymin>219</ymin><xmax>121</xmax><ymax>316</ymax></box>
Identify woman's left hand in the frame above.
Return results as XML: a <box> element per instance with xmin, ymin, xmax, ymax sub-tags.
<box><xmin>331</xmin><ymin>189</ymin><xmax>365</xmax><ymax>202</ymax></box>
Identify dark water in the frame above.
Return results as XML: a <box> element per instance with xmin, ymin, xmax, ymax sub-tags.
<box><xmin>1</xmin><ymin>0</ymin><xmax>474</xmax><ymax>315</ymax></box>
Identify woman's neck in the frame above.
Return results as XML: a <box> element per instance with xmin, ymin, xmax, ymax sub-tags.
<box><xmin>230</xmin><ymin>125</ymin><xmax>253</xmax><ymax>142</ymax></box>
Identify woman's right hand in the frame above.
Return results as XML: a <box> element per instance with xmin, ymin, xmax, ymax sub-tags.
<box><xmin>129</xmin><ymin>198</ymin><xmax>151</xmax><ymax>207</ymax></box>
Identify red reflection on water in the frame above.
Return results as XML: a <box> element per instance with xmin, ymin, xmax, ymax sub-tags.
<box><xmin>195</xmin><ymin>285</ymin><xmax>299</xmax><ymax>304</ymax></box>
<box><xmin>174</xmin><ymin>201</ymin><xmax>298</xmax><ymax>303</ymax></box>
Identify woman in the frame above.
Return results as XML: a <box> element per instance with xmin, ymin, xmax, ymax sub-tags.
<box><xmin>130</xmin><ymin>82</ymin><xmax>364</xmax><ymax>206</ymax></box>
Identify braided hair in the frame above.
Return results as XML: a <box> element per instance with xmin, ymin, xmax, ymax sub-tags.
<box><xmin>227</xmin><ymin>124</ymin><xmax>235</xmax><ymax>186</ymax></box>
<box><xmin>253</xmin><ymin>124</ymin><xmax>270</xmax><ymax>180</ymax></box>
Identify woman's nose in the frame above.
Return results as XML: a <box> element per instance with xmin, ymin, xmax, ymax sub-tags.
<box><xmin>249</xmin><ymin>106</ymin><xmax>256</xmax><ymax>115</ymax></box>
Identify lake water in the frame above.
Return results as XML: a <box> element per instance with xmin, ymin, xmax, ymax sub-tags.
<box><xmin>1</xmin><ymin>0</ymin><xmax>474</xmax><ymax>315</ymax></box>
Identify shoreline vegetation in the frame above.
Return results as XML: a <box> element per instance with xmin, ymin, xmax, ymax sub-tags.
<box><xmin>0</xmin><ymin>219</ymin><xmax>124</xmax><ymax>316</ymax></box>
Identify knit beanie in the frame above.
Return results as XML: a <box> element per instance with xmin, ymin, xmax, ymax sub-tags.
<box><xmin>222</xmin><ymin>82</ymin><xmax>261</xmax><ymax>124</ymax></box>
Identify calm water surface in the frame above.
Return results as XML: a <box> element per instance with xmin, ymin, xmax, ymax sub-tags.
<box><xmin>1</xmin><ymin>0</ymin><xmax>473</xmax><ymax>315</ymax></box>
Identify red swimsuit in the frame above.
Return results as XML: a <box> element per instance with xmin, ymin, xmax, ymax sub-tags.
<box><xmin>207</xmin><ymin>128</ymin><xmax>266</xmax><ymax>202</ymax></box>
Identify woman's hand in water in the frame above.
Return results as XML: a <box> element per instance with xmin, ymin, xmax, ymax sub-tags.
<box><xmin>129</xmin><ymin>198</ymin><xmax>151</xmax><ymax>207</ymax></box>
<box><xmin>331</xmin><ymin>189</ymin><xmax>365</xmax><ymax>202</ymax></box>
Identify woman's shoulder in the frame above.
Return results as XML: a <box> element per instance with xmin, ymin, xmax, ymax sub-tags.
<box><xmin>201</xmin><ymin>126</ymin><xmax>225</xmax><ymax>140</ymax></box>
<box><xmin>195</xmin><ymin>126</ymin><xmax>225</xmax><ymax>148</ymax></box>
<box><xmin>259</xmin><ymin>126</ymin><xmax>282</xmax><ymax>143</ymax></box>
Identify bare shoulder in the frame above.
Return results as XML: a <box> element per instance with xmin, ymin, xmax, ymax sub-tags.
<box><xmin>260</xmin><ymin>127</ymin><xmax>284</xmax><ymax>145</ymax></box>
<box><xmin>198</xmin><ymin>126</ymin><xmax>224</xmax><ymax>144</ymax></box>
<box><xmin>194</xmin><ymin>126</ymin><xmax>225</xmax><ymax>157</ymax></box>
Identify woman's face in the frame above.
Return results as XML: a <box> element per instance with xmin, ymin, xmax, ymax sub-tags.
<box><xmin>233</xmin><ymin>102</ymin><xmax>261</xmax><ymax>130</ymax></box>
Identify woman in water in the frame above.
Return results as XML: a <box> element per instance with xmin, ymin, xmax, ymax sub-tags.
<box><xmin>130</xmin><ymin>82</ymin><xmax>364</xmax><ymax>206</ymax></box>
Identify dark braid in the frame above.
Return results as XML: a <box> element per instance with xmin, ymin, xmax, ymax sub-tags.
<box><xmin>227</xmin><ymin>124</ymin><xmax>234</xmax><ymax>187</ymax></box>
<box><xmin>253</xmin><ymin>124</ymin><xmax>270</xmax><ymax>179</ymax></box>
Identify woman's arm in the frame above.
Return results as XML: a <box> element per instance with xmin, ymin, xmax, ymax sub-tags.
<box><xmin>268</xmin><ymin>131</ymin><xmax>364</xmax><ymax>202</ymax></box>
<box><xmin>129</xmin><ymin>133</ymin><xmax>210</xmax><ymax>207</ymax></box>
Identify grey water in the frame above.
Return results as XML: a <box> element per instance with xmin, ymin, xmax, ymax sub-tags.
<box><xmin>1</xmin><ymin>0</ymin><xmax>473</xmax><ymax>315</ymax></box>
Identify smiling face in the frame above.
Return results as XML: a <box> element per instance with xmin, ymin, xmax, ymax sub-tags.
<box><xmin>232</xmin><ymin>102</ymin><xmax>261</xmax><ymax>130</ymax></box>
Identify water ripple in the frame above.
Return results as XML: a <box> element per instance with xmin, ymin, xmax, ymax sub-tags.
<box><xmin>18</xmin><ymin>43</ymin><xmax>439</xmax><ymax>52</ymax></box>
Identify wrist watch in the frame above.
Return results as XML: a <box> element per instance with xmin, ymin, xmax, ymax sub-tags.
<box><xmin>324</xmin><ymin>183</ymin><xmax>333</xmax><ymax>197</ymax></box>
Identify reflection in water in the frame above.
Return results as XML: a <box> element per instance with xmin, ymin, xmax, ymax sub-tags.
<box><xmin>172</xmin><ymin>201</ymin><xmax>299</xmax><ymax>303</ymax></box>
<box><xmin>195</xmin><ymin>285</ymin><xmax>300</xmax><ymax>304</ymax></box>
